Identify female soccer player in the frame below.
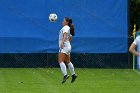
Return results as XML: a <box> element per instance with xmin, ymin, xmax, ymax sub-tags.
<box><xmin>58</xmin><ymin>17</ymin><xmax>77</xmax><ymax>84</ymax></box>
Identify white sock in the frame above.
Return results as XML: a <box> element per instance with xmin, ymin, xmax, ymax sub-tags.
<box><xmin>67</xmin><ymin>62</ymin><xmax>75</xmax><ymax>75</ymax></box>
<box><xmin>59</xmin><ymin>62</ymin><xmax>67</xmax><ymax>76</ymax></box>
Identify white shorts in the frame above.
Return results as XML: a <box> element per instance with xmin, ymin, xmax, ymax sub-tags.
<box><xmin>59</xmin><ymin>47</ymin><xmax>71</xmax><ymax>55</ymax></box>
<box><xmin>59</xmin><ymin>42</ymin><xmax>71</xmax><ymax>55</ymax></box>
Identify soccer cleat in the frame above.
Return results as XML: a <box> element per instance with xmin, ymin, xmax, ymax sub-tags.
<box><xmin>62</xmin><ymin>75</ymin><xmax>70</xmax><ymax>84</ymax></box>
<box><xmin>71</xmin><ymin>74</ymin><xmax>77</xmax><ymax>83</ymax></box>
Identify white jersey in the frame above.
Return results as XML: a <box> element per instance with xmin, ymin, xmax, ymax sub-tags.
<box><xmin>59</xmin><ymin>25</ymin><xmax>71</xmax><ymax>48</ymax></box>
<box><xmin>133</xmin><ymin>35</ymin><xmax>140</xmax><ymax>66</ymax></box>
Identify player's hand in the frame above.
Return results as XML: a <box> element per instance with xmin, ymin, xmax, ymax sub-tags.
<box><xmin>61</xmin><ymin>43</ymin><xmax>64</xmax><ymax>49</ymax></box>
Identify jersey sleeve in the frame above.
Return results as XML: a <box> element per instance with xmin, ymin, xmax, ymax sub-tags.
<box><xmin>62</xmin><ymin>26</ymin><xmax>70</xmax><ymax>34</ymax></box>
<box><xmin>133</xmin><ymin>37</ymin><xmax>138</xmax><ymax>45</ymax></box>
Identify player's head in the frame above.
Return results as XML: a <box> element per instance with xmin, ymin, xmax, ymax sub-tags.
<box><xmin>63</xmin><ymin>17</ymin><xmax>75</xmax><ymax>36</ymax></box>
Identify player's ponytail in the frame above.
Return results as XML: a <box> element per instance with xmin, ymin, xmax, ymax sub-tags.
<box><xmin>70</xmin><ymin>24</ymin><xmax>75</xmax><ymax>36</ymax></box>
<box><xmin>65</xmin><ymin>17</ymin><xmax>75</xmax><ymax>36</ymax></box>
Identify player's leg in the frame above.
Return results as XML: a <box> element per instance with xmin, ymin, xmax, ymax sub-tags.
<box><xmin>65</xmin><ymin>54</ymin><xmax>77</xmax><ymax>83</ymax></box>
<box><xmin>58</xmin><ymin>52</ymin><xmax>69</xmax><ymax>84</ymax></box>
<box><xmin>58</xmin><ymin>53</ymin><xmax>67</xmax><ymax>76</ymax></box>
<box><xmin>65</xmin><ymin>55</ymin><xmax>75</xmax><ymax>75</ymax></box>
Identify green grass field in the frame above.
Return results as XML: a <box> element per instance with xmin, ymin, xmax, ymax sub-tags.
<box><xmin>0</xmin><ymin>68</ymin><xmax>140</xmax><ymax>93</ymax></box>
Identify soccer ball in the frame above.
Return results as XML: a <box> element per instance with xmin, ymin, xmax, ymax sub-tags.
<box><xmin>49</xmin><ymin>13</ymin><xmax>58</xmax><ymax>22</ymax></box>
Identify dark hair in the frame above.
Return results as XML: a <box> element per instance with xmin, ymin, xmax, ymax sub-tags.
<box><xmin>64</xmin><ymin>17</ymin><xmax>75</xmax><ymax>36</ymax></box>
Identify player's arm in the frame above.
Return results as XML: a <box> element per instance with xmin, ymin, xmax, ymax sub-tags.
<box><xmin>69</xmin><ymin>35</ymin><xmax>72</xmax><ymax>43</ymax></box>
<box><xmin>129</xmin><ymin>43</ymin><xmax>139</xmax><ymax>56</ymax></box>
<box><xmin>61</xmin><ymin>32</ymin><xmax>67</xmax><ymax>49</ymax></box>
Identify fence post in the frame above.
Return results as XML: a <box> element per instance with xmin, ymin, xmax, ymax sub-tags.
<box><xmin>133</xmin><ymin>24</ymin><xmax>136</xmax><ymax>70</ymax></box>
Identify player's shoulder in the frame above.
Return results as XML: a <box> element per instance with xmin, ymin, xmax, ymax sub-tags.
<box><xmin>62</xmin><ymin>25</ymin><xmax>70</xmax><ymax>30</ymax></box>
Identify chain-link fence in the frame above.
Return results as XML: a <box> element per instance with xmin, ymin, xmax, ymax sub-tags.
<box><xmin>0</xmin><ymin>37</ymin><xmax>134</xmax><ymax>69</ymax></box>
<box><xmin>0</xmin><ymin>53</ymin><xmax>131</xmax><ymax>68</ymax></box>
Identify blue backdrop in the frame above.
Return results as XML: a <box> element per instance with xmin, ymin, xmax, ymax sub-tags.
<box><xmin>0</xmin><ymin>0</ymin><xmax>128</xmax><ymax>53</ymax></box>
